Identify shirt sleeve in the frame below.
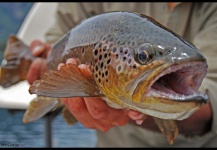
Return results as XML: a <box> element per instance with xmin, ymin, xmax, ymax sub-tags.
<box><xmin>44</xmin><ymin>3</ymin><xmax>103</xmax><ymax>43</ymax></box>
<box><xmin>192</xmin><ymin>3</ymin><xmax>217</xmax><ymax>133</ymax></box>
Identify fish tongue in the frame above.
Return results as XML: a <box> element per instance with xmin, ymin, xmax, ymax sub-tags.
<box><xmin>152</xmin><ymin>82</ymin><xmax>177</xmax><ymax>95</ymax></box>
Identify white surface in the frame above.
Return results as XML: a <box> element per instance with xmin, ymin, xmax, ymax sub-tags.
<box><xmin>17</xmin><ymin>2</ymin><xmax>58</xmax><ymax>44</ymax></box>
<box><xmin>0</xmin><ymin>3</ymin><xmax>58</xmax><ymax>109</ymax></box>
<box><xmin>0</xmin><ymin>81</ymin><xmax>37</xmax><ymax>109</ymax></box>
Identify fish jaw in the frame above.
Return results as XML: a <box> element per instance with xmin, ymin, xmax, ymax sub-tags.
<box><xmin>129</xmin><ymin>61</ymin><xmax>208</xmax><ymax>120</ymax></box>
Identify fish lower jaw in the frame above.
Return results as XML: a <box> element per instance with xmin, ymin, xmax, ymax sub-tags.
<box><xmin>146</xmin><ymin>88</ymin><xmax>208</xmax><ymax>102</ymax></box>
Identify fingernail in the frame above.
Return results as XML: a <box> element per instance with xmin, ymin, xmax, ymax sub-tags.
<box><xmin>136</xmin><ymin>120</ymin><xmax>144</xmax><ymax>125</ymax></box>
<box><xmin>32</xmin><ymin>46</ymin><xmax>42</xmax><ymax>55</ymax></box>
<box><xmin>66</xmin><ymin>58</ymin><xmax>77</xmax><ymax>65</ymax></box>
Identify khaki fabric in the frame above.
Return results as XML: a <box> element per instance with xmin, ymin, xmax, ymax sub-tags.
<box><xmin>44</xmin><ymin>2</ymin><xmax>217</xmax><ymax>147</ymax></box>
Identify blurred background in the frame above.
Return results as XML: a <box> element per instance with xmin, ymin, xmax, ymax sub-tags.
<box><xmin>0</xmin><ymin>2</ymin><xmax>97</xmax><ymax>147</ymax></box>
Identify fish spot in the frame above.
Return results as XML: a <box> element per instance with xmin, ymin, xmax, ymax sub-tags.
<box><xmin>122</xmin><ymin>56</ymin><xmax>127</xmax><ymax>61</ymax></box>
<box><xmin>102</xmin><ymin>73</ymin><xmax>104</xmax><ymax>78</ymax></box>
<box><xmin>99</xmin><ymin>54</ymin><xmax>102</xmax><ymax>61</ymax></box>
<box><xmin>94</xmin><ymin>58</ymin><xmax>98</xmax><ymax>63</ymax></box>
<box><xmin>113</xmin><ymin>47</ymin><xmax>117</xmax><ymax>53</ymax></box>
<box><xmin>100</xmin><ymin>62</ymin><xmax>104</xmax><ymax>68</ymax></box>
<box><xmin>110</xmin><ymin>37</ymin><xmax>114</xmax><ymax>42</ymax></box>
<box><xmin>103</xmin><ymin>46</ymin><xmax>107</xmax><ymax>51</ymax></box>
<box><xmin>116</xmin><ymin>54</ymin><xmax>119</xmax><ymax>59</ymax></box>
<box><xmin>104</xmin><ymin>53</ymin><xmax>107</xmax><ymax>58</ymax></box>
<box><xmin>109</xmin><ymin>43</ymin><xmax>113</xmax><ymax>48</ymax></box>
<box><xmin>99</xmin><ymin>43</ymin><xmax>102</xmax><ymax>48</ymax></box>
<box><xmin>95</xmin><ymin>65</ymin><xmax>98</xmax><ymax>71</ymax></box>
<box><xmin>106</xmin><ymin>79</ymin><xmax>108</xmax><ymax>83</ymax></box>
<box><xmin>124</xmin><ymin>49</ymin><xmax>128</xmax><ymax>55</ymax></box>
<box><xmin>94</xmin><ymin>49</ymin><xmax>98</xmax><ymax>56</ymax></box>
<box><xmin>133</xmin><ymin>64</ymin><xmax>137</xmax><ymax>69</ymax></box>
<box><xmin>105</xmin><ymin>70</ymin><xmax>109</xmax><ymax>76</ymax></box>
<box><xmin>103</xmin><ymin>37</ymin><xmax>106</xmax><ymax>41</ymax></box>
<box><xmin>107</xmin><ymin>59</ymin><xmax>111</xmax><ymax>64</ymax></box>
<box><xmin>128</xmin><ymin>59</ymin><xmax>132</xmax><ymax>64</ymax></box>
<box><xmin>118</xmin><ymin>65</ymin><xmax>122</xmax><ymax>72</ymax></box>
<box><xmin>119</xmin><ymin>47</ymin><xmax>123</xmax><ymax>53</ymax></box>
<box><xmin>98</xmin><ymin>78</ymin><xmax>101</xmax><ymax>83</ymax></box>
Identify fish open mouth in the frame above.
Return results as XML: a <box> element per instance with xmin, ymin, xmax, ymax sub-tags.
<box><xmin>146</xmin><ymin>61</ymin><xmax>208</xmax><ymax>102</ymax></box>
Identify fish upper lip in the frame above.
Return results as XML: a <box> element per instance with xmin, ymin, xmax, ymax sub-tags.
<box><xmin>143</xmin><ymin>61</ymin><xmax>208</xmax><ymax>103</ymax></box>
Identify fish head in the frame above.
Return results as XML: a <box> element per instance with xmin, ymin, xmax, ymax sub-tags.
<box><xmin>92</xmin><ymin>14</ymin><xmax>208</xmax><ymax>120</ymax></box>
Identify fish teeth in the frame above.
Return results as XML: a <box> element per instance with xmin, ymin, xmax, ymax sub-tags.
<box><xmin>147</xmin><ymin>88</ymin><xmax>207</xmax><ymax>101</ymax></box>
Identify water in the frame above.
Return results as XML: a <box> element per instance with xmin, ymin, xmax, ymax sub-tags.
<box><xmin>0</xmin><ymin>109</ymin><xmax>97</xmax><ymax>147</ymax></box>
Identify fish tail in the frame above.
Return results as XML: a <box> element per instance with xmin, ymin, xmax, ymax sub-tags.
<box><xmin>0</xmin><ymin>35</ymin><xmax>34</xmax><ymax>88</ymax></box>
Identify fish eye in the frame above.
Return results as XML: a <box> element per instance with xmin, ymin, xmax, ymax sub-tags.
<box><xmin>134</xmin><ymin>43</ymin><xmax>155</xmax><ymax>65</ymax></box>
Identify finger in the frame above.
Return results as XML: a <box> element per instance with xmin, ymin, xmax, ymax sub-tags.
<box><xmin>57</xmin><ymin>63</ymin><xmax>65</xmax><ymax>70</ymax></box>
<box><xmin>84</xmin><ymin>97</ymin><xmax>129</xmax><ymax>126</ymax></box>
<box><xmin>26</xmin><ymin>58</ymin><xmax>45</xmax><ymax>84</ymax></box>
<box><xmin>66</xmin><ymin>58</ymin><xmax>78</xmax><ymax>65</ymax></box>
<box><xmin>128</xmin><ymin>110</ymin><xmax>147</xmax><ymax>121</ymax></box>
<box><xmin>32</xmin><ymin>45</ymin><xmax>46</xmax><ymax>57</ymax></box>
<box><xmin>78</xmin><ymin>64</ymin><xmax>92</xmax><ymax>79</ymax></box>
<box><xmin>30</xmin><ymin>40</ymin><xmax>44</xmax><ymax>52</ymax></box>
<box><xmin>62</xmin><ymin>97</ymin><xmax>113</xmax><ymax>131</ymax></box>
<box><xmin>30</xmin><ymin>40</ymin><xmax>51</xmax><ymax>58</ymax></box>
<box><xmin>84</xmin><ymin>97</ymin><xmax>108</xmax><ymax>119</ymax></box>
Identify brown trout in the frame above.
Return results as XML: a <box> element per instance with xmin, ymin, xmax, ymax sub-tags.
<box><xmin>0</xmin><ymin>12</ymin><xmax>208</xmax><ymax>144</ymax></box>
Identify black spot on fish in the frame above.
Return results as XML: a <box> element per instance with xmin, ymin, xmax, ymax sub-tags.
<box><xmin>104</xmin><ymin>53</ymin><xmax>107</xmax><ymax>58</ymax></box>
<box><xmin>105</xmin><ymin>70</ymin><xmax>108</xmax><ymax>76</ymax></box>
<box><xmin>124</xmin><ymin>49</ymin><xmax>128</xmax><ymax>54</ymax></box>
<box><xmin>113</xmin><ymin>47</ymin><xmax>117</xmax><ymax>53</ymax></box>
<box><xmin>99</xmin><ymin>54</ymin><xmax>102</xmax><ymax>60</ymax></box>
<box><xmin>107</xmin><ymin>59</ymin><xmax>111</xmax><ymax>64</ymax></box>
<box><xmin>109</xmin><ymin>43</ymin><xmax>113</xmax><ymax>48</ymax></box>
<box><xmin>118</xmin><ymin>65</ymin><xmax>122</xmax><ymax>72</ymax></box>
<box><xmin>95</xmin><ymin>65</ymin><xmax>98</xmax><ymax>71</ymax></box>
<box><xmin>110</xmin><ymin>38</ymin><xmax>114</xmax><ymax>42</ymax></box>
<box><xmin>94</xmin><ymin>49</ymin><xmax>98</xmax><ymax>56</ymax></box>
<box><xmin>103</xmin><ymin>46</ymin><xmax>107</xmax><ymax>51</ymax></box>
<box><xmin>116</xmin><ymin>54</ymin><xmax>119</xmax><ymax>59</ymax></box>
<box><xmin>128</xmin><ymin>59</ymin><xmax>132</xmax><ymax>64</ymax></box>
<box><xmin>119</xmin><ymin>47</ymin><xmax>123</xmax><ymax>53</ymax></box>
<box><xmin>100</xmin><ymin>62</ymin><xmax>104</xmax><ymax>68</ymax></box>
<box><xmin>123</xmin><ymin>56</ymin><xmax>126</xmax><ymax>61</ymax></box>
<box><xmin>99</xmin><ymin>43</ymin><xmax>102</xmax><ymax>48</ymax></box>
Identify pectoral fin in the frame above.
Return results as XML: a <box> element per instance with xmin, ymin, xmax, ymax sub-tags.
<box><xmin>29</xmin><ymin>63</ymin><xmax>103</xmax><ymax>98</ymax></box>
<box><xmin>62</xmin><ymin>107</ymin><xmax>78</xmax><ymax>125</ymax></box>
<box><xmin>153</xmin><ymin>117</ymin><xmax>178</xmax><ymax>145</ymax></box>
<box><xmin>22</xmin><ymin>96</ymin><xmax>61</xmax><ymax>123</ymax></box>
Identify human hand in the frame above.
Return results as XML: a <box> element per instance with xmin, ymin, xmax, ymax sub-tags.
<box><xmin>59</xmin><ymin>58</ymin><xmax>147</xmax><ymax>132</ymax></box>
<box><xmin>26</xmin><ymin>40</ymin><xmax>52</xmax><ymax>84</ymax></box>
